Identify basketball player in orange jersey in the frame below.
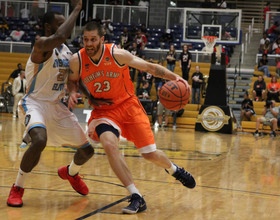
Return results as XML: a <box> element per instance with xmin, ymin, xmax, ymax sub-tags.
<box><xmin>66</xmin><ymin>22</ymin><xmax>196</xmax><ymax>214</ymax></box>
<box><xmin>7</xmin><ymin>0</ymin><xmax>100</xmax><ymax>207</ymax></box>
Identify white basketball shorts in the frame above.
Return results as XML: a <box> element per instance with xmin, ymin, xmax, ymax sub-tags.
<box><xmin>19</xmin><ymin>97</ymin><xmax>90</xmax><ymax>149</ymax></box>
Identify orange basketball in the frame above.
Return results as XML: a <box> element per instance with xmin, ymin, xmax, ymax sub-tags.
<box><xmin>159</xmin><ymin>80</ymin><xmax>191</xmax><ymax>111</ymax></box>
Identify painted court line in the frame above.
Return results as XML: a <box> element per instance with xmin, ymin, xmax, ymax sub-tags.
<box><xmin>76</xmin><ymin>196</ymin><xmax>130</xmax><ymax>219</ymax></box>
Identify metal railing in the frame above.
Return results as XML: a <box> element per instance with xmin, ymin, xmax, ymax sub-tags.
<box><xmin>0</xmin><ymin>0</ymin><xmax>69</xmax><ymax>18</ymax></box>
<box><xmin>92</xmin><ymin>4</ymin><xmax>148</xmax><ymax>26</ymax></box>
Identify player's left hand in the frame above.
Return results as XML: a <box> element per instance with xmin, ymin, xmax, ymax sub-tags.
<box><xmin>176</xmin><ymin>76</ymin><xmax>191</xmax><ymax>94</ymax></box>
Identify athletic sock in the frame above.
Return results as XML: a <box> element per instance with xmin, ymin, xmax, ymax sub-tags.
<box><xmin>126</xmin><ymin>184</ymin><xmax>142</xmax><ymax>197</ymax></box>
<box><xmin>15</xmin><ymin>168</ymin><xmax>28</xmax><ymax>188</ymax></box>
<box><xmin>166</xmin><ymin>162</ymin><xmax>178</xmax><ymax>175</ymax></box>
<box><xmin>68</xmin><ymin>160</ymin><xmax>82</xmax><ymax>176</ymax></box>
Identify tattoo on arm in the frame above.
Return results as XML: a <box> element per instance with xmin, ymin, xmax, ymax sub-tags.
<box><xmin>68</xmin><ymin>68</ymin><xmax>74</xmax><ymax>75</ymax></box>
<box><xmin>155</xmin><ymin>65</ymin><xmax>166</xmax><ymax>78</ymax></box>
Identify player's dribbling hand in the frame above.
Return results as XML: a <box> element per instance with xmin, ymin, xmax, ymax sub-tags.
<box><xmin>68</xmin><ymin>92</ymin><xmax>82</xmax><ymax>110</ymax></box>
<box><xmin>71</xmin><ymin>0</ymin><xmax>82</xmax><ymax>9</ymax></box>
<box><xmin>89</xmin><ymin>95</ymin><xmax>114</xmax><ymax>107</ymax></box>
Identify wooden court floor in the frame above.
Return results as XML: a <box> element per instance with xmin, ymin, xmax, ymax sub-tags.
<box><xmin>1</xmin><ymin>114</ymin><xmax>280</xmax><ymax>220</ymax></box>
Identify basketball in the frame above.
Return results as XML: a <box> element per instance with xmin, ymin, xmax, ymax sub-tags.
<box><xmin>159</xmin><ymin>80</ymin><xmax>191</xmax><ymax>111</ymax></box>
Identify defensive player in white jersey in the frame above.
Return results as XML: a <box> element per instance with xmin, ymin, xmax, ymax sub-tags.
<box><xmin>7</xmin><ymin>0</ymin><xmax>96</xmax><ymax>207</ymax></box>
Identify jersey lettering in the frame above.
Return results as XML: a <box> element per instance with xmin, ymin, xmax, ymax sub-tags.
<box><xmin>93</xmin><ymin>81</ymin><xmax>111</xmax><ymax>93</ymax></box>
<box><xmin>52</xmin><ymin>83</ymin><xmax>65</xmax><ymax>91</ymax></box>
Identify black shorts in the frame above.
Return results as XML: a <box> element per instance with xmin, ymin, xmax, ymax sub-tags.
<box><xmin>255</xmin><ymin>90</ymin><xmax>262</xmax><ymax>97</ymax></box>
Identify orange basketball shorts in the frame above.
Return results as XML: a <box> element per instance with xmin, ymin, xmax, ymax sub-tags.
<box><xmin>88</xmin><ymin>96</ymin><xmax>156</xmax><ymax>153</ymax></box>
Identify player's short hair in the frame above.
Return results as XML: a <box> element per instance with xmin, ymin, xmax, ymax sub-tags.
<box><xmin>42</xmin><ymin>11</ymin><xmax>62</xmax><ymax>36</ymax></box>
<box><xmin>83</xmin><ymin>21</ymin><xmax>104</xmax><ymax>37</ymax></box>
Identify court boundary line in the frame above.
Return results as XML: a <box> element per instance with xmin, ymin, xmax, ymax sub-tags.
<box><xmin>75</xmin><ymin>196</ymin><xmax>130</xmax><ymax>220</ymax></box>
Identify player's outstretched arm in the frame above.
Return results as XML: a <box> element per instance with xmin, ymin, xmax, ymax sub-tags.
<box><xmin>32</xmin><ymin>0</ymin><xmax>82</xmax><ymax>62</ymax></box>
<box><xmin>114</xmin><ymin>48</ymin><xmax>189</xmax><ymax>86</ymax></box>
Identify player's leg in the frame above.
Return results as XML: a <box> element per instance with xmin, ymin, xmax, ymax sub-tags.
<box><xmin>141</xmin><ymin>150</ymin><xmax>196</xmax><ymax>189</ymax></box>
<box><xmin>7</xmin><ymin>126</ymin><xmax>47</xmax><ymax>207</ymax></box>
<box><xmin>124</xmin><ymin>100</ymin><xmax>196</xmax><ymax>189</ymax></box>
<box><xmin>95</xmin><ymin>123</ymin><xmax>146</xmax><ymax>214</ymax></box>
<box><xmin>55</xmin><ymin>103</ymin><xmax>94</xmax><ymax>195</ymax></box>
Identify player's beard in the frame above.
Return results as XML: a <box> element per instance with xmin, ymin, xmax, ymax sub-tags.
<box><xmin>86</xmin><ymin>41</ymin><xmax>102</xmax><ymax>58</ymax></box>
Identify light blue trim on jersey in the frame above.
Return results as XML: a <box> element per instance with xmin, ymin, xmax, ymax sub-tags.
<box><xmin>28</xmin><ymin>124</ymin><xmax>46</xmax><ymax>132</ymax></box>
<box><xmin>28</xmin><ymin>63</ymin><xmax>43</xmax><ymax>95</ymax></box>
<box><xmin>21</xmin><ymin>63</ymin><xmax>44</xmax><ymax>113</ymax></box>
<box><xmin>62</xmin><ymin>142</ymin><xmax>91</xmax><ymax>150</ymax></box>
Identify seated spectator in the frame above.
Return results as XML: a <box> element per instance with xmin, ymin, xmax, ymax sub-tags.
<box><xmin>160</xmin><ymin>29</ymin><xmax>173</xmax><ymax>46</ymax></box>
<box><xmin>259</xmin><ymin>39</ymin><xmax>272</xmax><ymax>54</ymax></box>
<box><xmin>267</xmin><ymin>76</ymin><xmax>280</xmax><ymax>102</ymax></box>
<box><xmin>6</xmin><ymin>27</ymin><xmax>25</xmax><ymax>41</ymax></box>
<box><xmin>137</xmin><ymin>80</ymin><xmax>150</xmax><ymax>99</ymax></box>
<box><xmin>254</xmin><ymin>100</ymin><xmax>278</xmax><ymax>137</ymax></box>
<box><xmin>260</xmin><ymin>32</ymin><xmax>270</xmax><ymax>47</ymax></box>
<box><xmin>272</xmin><ymin>38</ymin><xmax>280</xmax><ymax>54</ymax></box>
<box><xmin>134</xmin><ymin>29</ymin><xmax>147</xmax><ymax>49</ymax></box>
<box><xmin>240</xmin><ymin>91</ymin><xmax>255</xmax><ymax>121</ymax></box>
<box><xmin>7</xmin><ymin>63</ymin><xmax>23</xmax><ymax>82</ymax></box>
<box><xmin>191</xmin><ymin>66</ymin><xmax>204</xmax><ymax>104</ymax></box>
<box><xmin>0</xmin><ymin>19</ymin><xmax>9</xmax><ymax>34</ymax></box>
<box><xmin>252</xmin><ymin>75</ymin><xmax>266</xmax><ymax>101</ymax></box>
<box><xmin>258</xmin><ymin>54</ymin><xmax>270</xmax><ymax>77</ymax></box>
<box><xmin>12</xmin><ymin>70</ymin><xmax>26</xmax><ymax>118</ymax></box>
<box><xmin>120</xmin><ymin>27</ymin><xmax>132</xmax><ymax>50</ymax></box>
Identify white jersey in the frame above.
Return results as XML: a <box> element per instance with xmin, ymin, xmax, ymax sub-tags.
<box><xmin>24</xmin><ymin>44</ymin><xmax>72</xmax><ymax>102</ymax></box>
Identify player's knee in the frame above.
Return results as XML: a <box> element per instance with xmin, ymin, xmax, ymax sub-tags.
<box><xmin>102</xmin><ymin>140</ymin><xmax>118</xmax><ymax>155</ymax></box>
<box><xmin>141</xmin><ymin>151</ymin><xmax>157</xmax><ymax>161</ymax></box>
<box><xmin>78</xmin><ymin>145</ymin><xmax>94</xmax><ymax>159</ymax></box>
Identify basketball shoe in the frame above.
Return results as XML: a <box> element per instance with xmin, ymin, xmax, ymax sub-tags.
<box><xmin>7</xmin><ymin>184</ymin><xmax>24</xmax><ymax>207</ymax></box>
<box><xmin>58</xmin><ymin>166</ymin><xmax>89</xmax><ymax>195</ymax></box>
<box><xmin>170</xmin><ymin>165</ymin><xmax>196</xmax><ymax>189</ymax></box>
<box><xmin>122</xmin><ymin>194</ymin><xmax>147</xmax><ymax>214</ymax></box>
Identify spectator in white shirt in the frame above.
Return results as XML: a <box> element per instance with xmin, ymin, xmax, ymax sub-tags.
<box><xmin>6</xmin><ymin>27</ymin><xmax>25</xmax><ymax>41</ymax></box>
<box><xmin>260</xmin><ymin>32</ymin><xmax>270</xmax><ymax>46</ymax></box>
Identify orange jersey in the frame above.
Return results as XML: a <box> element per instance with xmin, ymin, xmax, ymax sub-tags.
<box><xmin>78</xmin><ymin>44</ymin><xmax>135</xmax><ymax>109</ymax></box>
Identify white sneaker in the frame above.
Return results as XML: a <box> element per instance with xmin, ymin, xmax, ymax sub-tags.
<box><xmin>173</xmin><ymin>125</ymin><xmax>177</xmax><ymax>130</ymax></box>
<box><xmin>13</xmin><ymin>115</ymin><xmax>16</xmax><ymax>118</ymax></box>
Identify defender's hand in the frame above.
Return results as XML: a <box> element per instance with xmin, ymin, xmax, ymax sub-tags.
<box><xmin>71</xmin><ymin>0</ymin><xmax>82</xmax><ymax>9</ymax></box>
<box><xmin>68</xmin><ymin>92</ymin><xmax>82</xmax><ymax>110</ymax></box>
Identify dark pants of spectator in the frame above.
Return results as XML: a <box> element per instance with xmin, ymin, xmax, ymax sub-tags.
<box><xmin>136</xmin><ymin>76</ymin><xmax>143</xmax><ymax>95</ymax></box>
<box><xmin>192</xmin><ymin>87</ymin><xmax>201</xmax><ymax>104</ymax></box>
<box><xmin>130</xmin><ymin>68</ymin><xmax>136</xmax><ymax>82</ymax></box>
<box><xmin>154</xmin><ymin>81</ymin><xmax>163</xmax><ymax>99</ymax></box>
<box><xmin>267</xmin><ymin>92</ymin><xmax>280</xmax><ymax>102</ymax></box>
<box><xmin>181</xmin><ymin>65</ymin><xmax>190</xmax><ymax>81</ymax></box>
